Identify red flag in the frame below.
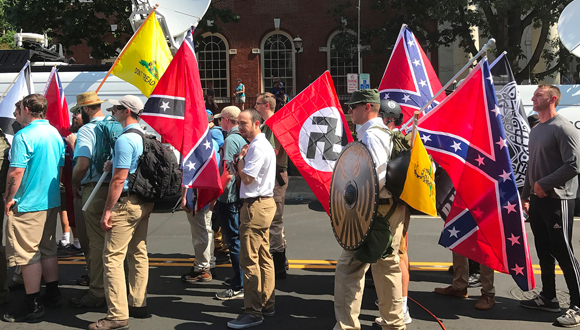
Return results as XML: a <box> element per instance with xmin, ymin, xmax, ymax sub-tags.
<box><xmin>44</xmin><ymin>68</ymin><xmax>70</xmax><ymax>137</ymax></box>
<box><xmin>142</xmin><ymin>28</ymin><xmax>222</xmax><ymax>211</ymax></box>
<box><xmin>43</xmin><ymin>67</ymin><xmax>75</xmax><ymax>226</ymax></box>
<box><xmin>378</xmin><ymin>25</ymin><xmax>446</xmax><ymax>130</ymax></box>
<box><xmin>418</xmin><ymin>59</ymin><xmax>534</xmax><ymax>291</ymax></box>
<box><xmin>265</xmin><ymin>71</ymin><xmax>353</xmax><ymax>215</ymax></box>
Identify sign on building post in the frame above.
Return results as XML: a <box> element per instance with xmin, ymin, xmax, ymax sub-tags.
<box><xmin>359</xmin><ymin>73</ymin><xmax>370</xmax><ymax>90</ymax></box>
<box><xmin>347</xmin><ymin>73</ymin><xmax>358</xmax><ymax>93</ymax></box>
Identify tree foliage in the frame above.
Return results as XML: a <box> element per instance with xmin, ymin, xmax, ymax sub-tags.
<box><xmin>331</xmin><ymin>0</ymin><xmax>573</xmax><ymax>83</ymax></box>
<box><xmin>2</xmin><ymin>0</ymin><xmax>240</xmax><ymax>61</ymax></box>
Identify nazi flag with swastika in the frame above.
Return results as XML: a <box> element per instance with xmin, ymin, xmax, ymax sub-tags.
<box><xmin>264</xmin><ymin>71</ymin><xmax>353</xmax><ymax>215</ymax></box>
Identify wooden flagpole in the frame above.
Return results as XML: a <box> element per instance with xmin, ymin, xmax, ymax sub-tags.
<box><xmin>0</xmin><ymin>61</ymin><xmax>30</xmax><ymax>100</ymax></box>
<box><xmin>95</xmin><ymin>3</ymin><xmax>160</xmax><ymax>94</ymax></box>
<box><xmin>410</xmin><ymin>111</ymin><xmax>420</xmax><ymax>149</ymax></box>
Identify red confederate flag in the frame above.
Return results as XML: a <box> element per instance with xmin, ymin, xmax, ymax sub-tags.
<box><xmin>418</xmin><ymin>59</ymin><xmax>534</xmax><ymax>291</ymax></box>
<box><xmin>142</xmin><ymin>28</ymin><xmax>222</xmax><ymax>211</ymax></box>
<box><xmin>378</xmin><ymin>24</ymin><xmax>446</xmax><ymax>130</ymax></box>
<box><xmin>43</xmin><ymin>67</ymin><xmax>76</xmax><ymax>225</ymax></box>
<box><xmin>265</xmin><ymin>71</ymin><xmax>353</xmax><ymax>215</ymax></box>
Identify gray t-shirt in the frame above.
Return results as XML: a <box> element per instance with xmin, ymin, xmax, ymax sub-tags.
<box><xmin>522</xmin><ymin>114</ymin><xmax>580</xmax><ymax>200</ymax></box>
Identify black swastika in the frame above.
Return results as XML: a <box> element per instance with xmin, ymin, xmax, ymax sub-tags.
<box><xmin>306</xmin><ymin>117</ymin><xmax>344</xmax><ymax>161</ymax></box>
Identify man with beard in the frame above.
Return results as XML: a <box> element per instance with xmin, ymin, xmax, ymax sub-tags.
<box><xmin>68</xmin><ymin>91</ymin><xmax>111</xmax><ymax>308</ymax></box>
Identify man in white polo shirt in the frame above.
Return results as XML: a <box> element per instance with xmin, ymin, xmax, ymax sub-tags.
<box><xmin>227</xmin><ymin>109</ymin><xmax>276</xmax><ymax>329</ymax></box>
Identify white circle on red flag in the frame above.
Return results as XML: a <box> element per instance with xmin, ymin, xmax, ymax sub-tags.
<box><xmin>299</xmin><ymin>107</ymin><xmax>346</xmax><ymax>172</ymax></box>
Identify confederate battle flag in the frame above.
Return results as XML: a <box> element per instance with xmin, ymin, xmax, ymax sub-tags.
<box><xmin>418</xmin><ymin>59</ymin><xmax>535</xmax><ymax>291</ymax></box>
<box><xmin>142</xmin><ymin>27</ymin><xmax>222</xmax><ymax>211</ymax></box>
<box><xmin>265</xmin><ymin>71</ymin><xmax>353</xmax><ymax>214</ymax></box>
<box><xmin>378</xmin><ymin>24</ymin><xmax>446</xmax><ymax>130</ymax></box>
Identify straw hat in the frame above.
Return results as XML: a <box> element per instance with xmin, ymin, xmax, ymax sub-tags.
<box><xmin>69</xmin><ymin>91</ymin><xmax>107</xmax><ymax>113</ymax></box>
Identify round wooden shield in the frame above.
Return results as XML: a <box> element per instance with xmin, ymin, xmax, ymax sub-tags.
<box><xmin>329</xmin><ymin>141</ymin><xmax>379</xmax><ymax>250</ymax></box>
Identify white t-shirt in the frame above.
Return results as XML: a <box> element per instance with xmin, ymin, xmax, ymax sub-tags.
<box><xmin>240</xmin><ymin>133</ymin><xmax>276</xmax><ymax>198</ymax></box>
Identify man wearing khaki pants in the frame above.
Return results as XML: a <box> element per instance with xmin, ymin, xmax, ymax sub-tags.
<box><xmin>69</xmin><ymin>91</ymin><xmax>109</xmax><ymax>308</ymax></box>
<box><xmin>89</xmin><ymin>95</ymin><xmax>153</xmax><ymax>330</ymax></box>
<box><xmin>227</xmin><ymin>109</ymin><xmax>277</xmax><ymax>329</ymax></box>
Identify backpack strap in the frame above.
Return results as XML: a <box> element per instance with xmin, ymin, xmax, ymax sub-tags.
<box><xmin>121</xmin><ymin>128</ymin><xmax>146</xmax><ymax>138</ymax></box>
<box><xmin>369</xmin><ymin>125</ymin><xmax>407</xmax><ymax>157</ymax></box>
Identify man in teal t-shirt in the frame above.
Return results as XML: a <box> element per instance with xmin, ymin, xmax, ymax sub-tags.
<box><xmin>3</xmin><ymin>94</ymin><xmax>65</xmax><ymax>322</ymax></box>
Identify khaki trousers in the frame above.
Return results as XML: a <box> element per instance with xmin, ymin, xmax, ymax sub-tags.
<box><xmin>186</xmin><ymin>208</ymin><xmax>215</xmax><ymax>271</ymax></box>
<box><xmin>334</xmin><ymin>203</ymin><xmax>406</xmax><ymax>330</ymax></box>
<box><xmin>269</xmin><ymin>171</ymin><xmax>288</xmax><ymax>252</ymax></box>
<box><xmin>82</xmin><ymin>184</ymin><xmax>109</xmax><ymax>298</ymax></box>
<box><xmin>451</xmin><ymin>252</ymin><xmax>495</xmax><ymax>296</ymax></box>
<box><xmin>240</xmin><ymin>198</ymin><xmax>276</xmax><ymax>317</ymax></box>
<box><xmin>103</xmin><ymin>195</ymin><xmax>154</xmax><ymax>320</ymax></box>
<box><xmin>73</xmin><ymin>194</ymin><xmax>90</xmax><ymax>266</ymax></box>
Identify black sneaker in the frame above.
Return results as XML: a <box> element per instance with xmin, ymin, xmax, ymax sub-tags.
<box><xmin>57</xmin><ymin>242</ymin><xmax>70</xmax><ymax>258</ymax></box>
<box><xmin>65</xmin><ymin>244</ymin><xmax>83</xmax><ymax>256</ymax></box>
<box><xmin>227</xmin><ymin>313</ymin><xmax>263</xmax><ymax>329</ymax></box>
<box><xmin>216</xmin><ymin>288</ymin><xmax>244</xmax><ymax>300</ymax></box>
<box><xmin>223</xmin><ymin>277</ymin><xmax>232</xmax><ymax>287</ymax></box>
<box><xmin>215</xmin><ymin>251</ymin><xmax>231</xmax><ymax>265</ymax></box>
<box><xmin>262</xmin><ymin>307</ymin><xmax>275</xmax><ymax>317</ymax></box>
<box><xmin>40</xmin><ymin>291</ymin><xmax>63</xmax><ymax>308</ymax></box>
<box><xmin>2</xmin><ymin>298</ymin><xmax>45</xmax><ymax>322</ymax></box>
<box><xmin>520</xmin><ymin>294</ymin><xmax>560</xmax><ymax>312</ymax></box>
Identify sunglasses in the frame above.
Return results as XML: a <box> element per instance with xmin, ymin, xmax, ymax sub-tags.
<box><xmin>112</xmin><ymin>105</ymin><xmax>126</xmax><ymax>113</ymax></box>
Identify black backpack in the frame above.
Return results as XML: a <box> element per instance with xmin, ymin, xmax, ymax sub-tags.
<box><xmin>120</xmin><ymin>128</ymin><xmax>182</xmax><ymax>202</ymax></box>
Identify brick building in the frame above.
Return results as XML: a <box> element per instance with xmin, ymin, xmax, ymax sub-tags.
<box><xmin>188</xmin><ymin>0</ymin><xmax>433</xmax><ymax>105</ymax></box>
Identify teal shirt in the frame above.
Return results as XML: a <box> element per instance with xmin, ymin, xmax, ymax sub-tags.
<box><xmin>217</xmin><ymin>126</ymin><xmax>247</xmax><ymax>203</ymax></box>
<box><xmin>11</xmin><ymin>120</ymin><xmax>65</xmax><ymax>212</ymax></box>
<box><xmin>112</xmin><ymin>124</ymin><xmax>144</xmax><ymax>191</ymax></box>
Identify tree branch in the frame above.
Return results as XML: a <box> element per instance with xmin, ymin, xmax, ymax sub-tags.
<box><xmin>521</xmin><ymin>9</ymin><xmax>537</xmax><ymax>30</ymax></box>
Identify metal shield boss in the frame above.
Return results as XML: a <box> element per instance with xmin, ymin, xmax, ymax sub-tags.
<box><xmin>330</xmin><ymin>141</ymin><xmax>379</xmax><ymax>250</ymax></box>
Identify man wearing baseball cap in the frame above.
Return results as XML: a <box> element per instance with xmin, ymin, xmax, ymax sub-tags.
<box><xmin>89</xmin><ymin>95</ymin><xmax>153</xmax><ymax>330</ymax></box>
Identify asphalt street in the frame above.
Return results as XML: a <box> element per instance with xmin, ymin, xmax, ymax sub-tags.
<box><xmin>0</xmin><ymin>177</ymin><xmax>577</xmax><ymax>329</ymax></box>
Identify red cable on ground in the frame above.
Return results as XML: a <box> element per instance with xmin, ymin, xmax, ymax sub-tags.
<box><xmin>408</xmin><ymin>296</ymin><xmax>447</xmax><ymax>330</ymax></box>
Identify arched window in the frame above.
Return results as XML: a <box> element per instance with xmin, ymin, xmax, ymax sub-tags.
<box><xmin>197</xmin><ymin>34</ymin><xmax>229</xmax><ymax>97</ymax></box>
<box><xmin>261</xmin><ymin>32</ymin><xmax>294</xmax><ymax>95</ymax></box>
<box><xmin>328</xmin><ymin>31</ymin><xmax>358</xmax><ymax>96</ymax></box>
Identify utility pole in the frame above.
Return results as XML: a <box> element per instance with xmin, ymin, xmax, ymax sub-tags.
<box><xmin>357</xmin><ymin>0</ymin><xmax>361</xmax><ymax>75</ymax></box>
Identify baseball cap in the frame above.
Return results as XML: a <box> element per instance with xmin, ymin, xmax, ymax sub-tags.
<box><xmin>107</xmin><ymin>95</ymin><xmax>144</xmax><ymax>115</ymax></box>
<box><xmin>214</xmin><ymin>106</ymin><xmax>241</xmax><ymax>120</ymax></box>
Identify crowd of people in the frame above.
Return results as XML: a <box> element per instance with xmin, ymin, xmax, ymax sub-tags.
<box><xmin>0</xmin><ymin>84</ymin><xmax>579</xmax><ymax>329</ymax></box>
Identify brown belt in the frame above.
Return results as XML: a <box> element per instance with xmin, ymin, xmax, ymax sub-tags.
<box><xmin>243</xmin><ymin>196</ymin><xmax>273</xmax><ymax>204</ymax></box>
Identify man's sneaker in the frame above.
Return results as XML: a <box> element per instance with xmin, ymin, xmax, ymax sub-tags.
<box><xmin>216</xmin><ymin>288</ymin><xmax>244</xmax><ymax>300</ymax></box>
<box><xmin>2</xmin><ymin>297</ymin><xmax>45</xmax><ymax>322</ymax></box>
<box><xmin>374</xmin><ymin>316</ymin><xmax>387</xmax><ymax>327</ymax></box>
<box><xmin>69</xmin><ymin>291</ymin><xmax>106</xmax><ymax>308</ymax></box>
<box><xmin>88</xmin><ymin>318</ymin><xmax>129</xmax><ymax>330</ymax></box>
<box><xmin>227</xmin><ymin>313</ymin><xmax>263</xmax><ymax>329</ymax></box>
<box><xmin>468</xmin><ymin>273</ymin><xmax>482</xmax><ymax>288</ymax></box>
<box><xmin>262</xmin><ymin>307</ymin><xmax>275</xmax><ymax>317</ymax></box>
<box><xmin>223</xmin><ymin>277</ymin><xmax>232</xmax><ymax>287</ymax></box>
<box><xmin>57</xmin><ymin>242</ymin><xmax>70</xmax><ymax>258</ymax></box>
<box><xmin>215</xmin><ymin>250</ymin><xmax>231</xmax><ymax>265</ymax></box>
<box><xmin>40</xmin><ymin>291</ymin><xmax>63</xmax><ymax>308</ymax></box>
<box><xmin>181</xmin><ymin>268</ymin><xmax>212</xmax><ymax>283</ymax></box>
<box><xmin>557</xmin><ymin>306</ymin><xmax>580</xmax><ymax>327</ymax></box>
<box><xmin>520</xmin><ymin>294</ymin><xmax>560</xmax><ymax>312</ymax></box>
<box><xmin>403</xmin><ymin>308</ymin><xmax>412</xmax><ymax>324</ymax></box>
<box><xmin>65</xmin><ymin>244</ymin><xmax>83</xmax><ymax>256</ymax></box>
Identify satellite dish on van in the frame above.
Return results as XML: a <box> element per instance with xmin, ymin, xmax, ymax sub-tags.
<box><xmin>130</xmin><ymin>0</ymin><xmax>211</xmax><ymax>51</ymax></box>
<box><xmin>559</xmin><ymin>0</ymin><xmax>580</xmax><ymax>57</ymax></box>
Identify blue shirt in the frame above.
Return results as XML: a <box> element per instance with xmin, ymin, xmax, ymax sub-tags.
<box><xmin>73</xmin><ymin>116</ymin><xmax>105</xmax><ymax>184</ymax></box>
<box><xmin>11</xmin><ymin>120</ymin><xmax>65</xmax><ymax>212</ymax></box>
<box><xmin>112</xmin><ymin>123</ymin><xmax>144</xmax><ymax>191</ymax></box>
<box><xmin>236</xmin><ymin>84</ymin><xmax>245</xmax><ymax>98</ymax></box>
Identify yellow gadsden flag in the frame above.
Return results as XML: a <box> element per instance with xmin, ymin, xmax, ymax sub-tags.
<box><xmin>111</xmin><ymin>12</ymin><xmax>173</xmax><ymax>97</ymax></box>
<box><xmin>399</xmin><ymin>131</ymin><xmax>437</xmax><ymax>217</ymax></box>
